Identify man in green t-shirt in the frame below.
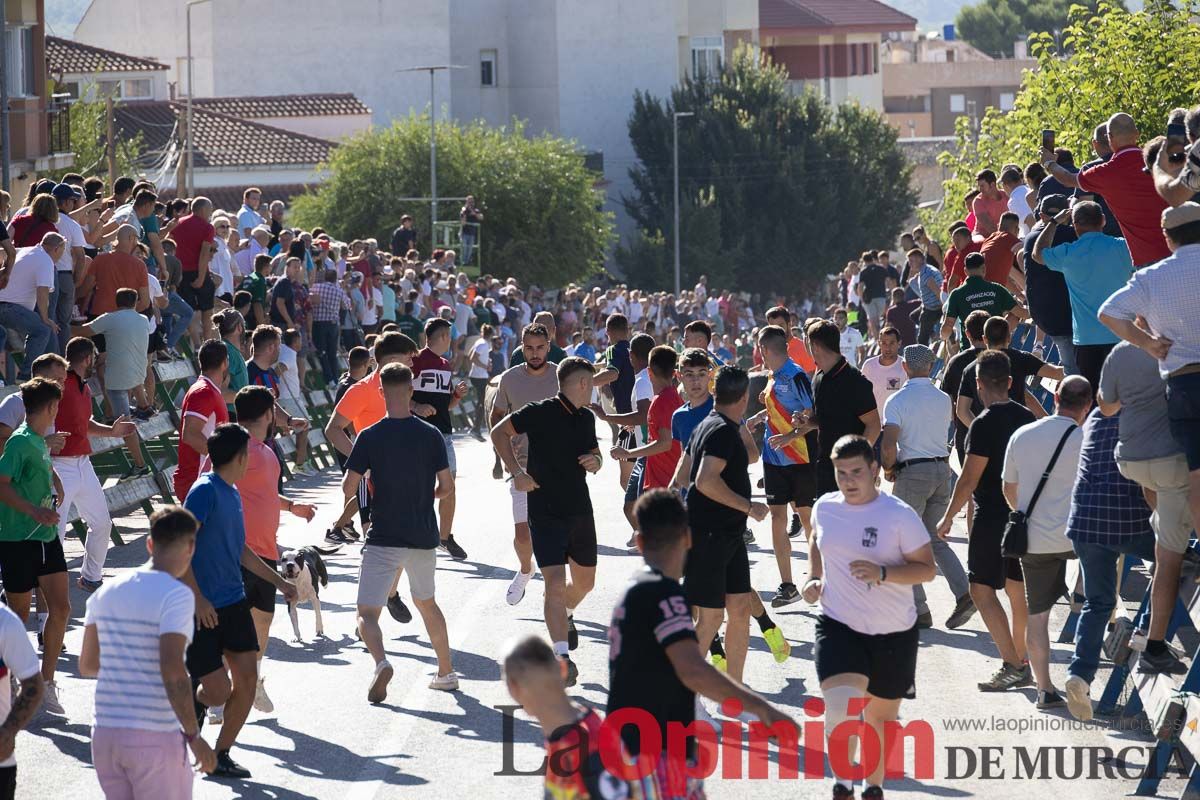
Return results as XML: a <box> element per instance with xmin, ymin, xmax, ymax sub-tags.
<box><xmin>242</xmin><ymin>254</ymin><xmax>271</xmax><ymax>329</ymax></box>
<box><xmin>217</xmin><ymin>309</ymin><xmax>249</xmax><ymax>415</ymax></box>
<box><xmin>940</xmin><ymin>252</ymin><xmax>1023</xmax><ymax>349</ymax></box>
<box><xmin>396</xmin><ymin>301</ymin><xmax>424</xmax><ymax>346</ymax></box>
<box><xmin>0</xmin><ymin>378</ymin><xmax>69</xmax><ymax>714</ymax></box>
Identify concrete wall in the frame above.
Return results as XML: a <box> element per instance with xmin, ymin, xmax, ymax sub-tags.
<box><xmin>252</xmin><ymin>114</ymin><xmax>373</xmax><ymax>141</ymax></box>
<box><xmin>62</xmin><ymin>70</ymin><xmax>171</xmax><ymax>102</ymax></box>
<box><xmin>193</xmin><ymin>166</ymin><xmax>326</xmax><ymax>190</ymax></box>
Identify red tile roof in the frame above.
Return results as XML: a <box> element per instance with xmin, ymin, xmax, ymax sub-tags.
<box><xmin>759</xmin><ymin>0</ymin><xmax>916</xmax><ymax>32</ymax></box>
<box><xmin>113</xmin><ymin>101</ymin><xmax>335</xmax><ymax>169</ymax></box>
<box><xmin>192</xmin><ymin>93</ymin><xmax>372</xmax><ymax>119</ymax></box>
<box><xmin>46</xmin><ymin>35</ymin><xmax>168</xmax><ymax>74</ymax></box>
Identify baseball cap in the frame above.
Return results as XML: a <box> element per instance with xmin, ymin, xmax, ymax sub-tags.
<box><xmin>251</xmin><ymin>224</ymin><xmax>272</xmax><ymax>237</ymax></box>
<box><xmin>1162</xmin><ymin>201</ymin><xmax>1200</xmax><ymax>230</ymax></box>
<box><xmin>51</xmin><ymin>183</ymin><xmax>83</xmax><ymax>202</ymax></box>
<box><xmin>33</xmin><ymin>179</ymin><xmax>56</xmax><ymax>196</ymax></box>
<box><xmin>902</xmin><ymin>344</ymin><xmax>936</xmax><ymax>371</ymax></box>
<box><xmin>1037</xmin><ymin>193</ymin><xmax>1069</xmax><ymax>216</ymax></box>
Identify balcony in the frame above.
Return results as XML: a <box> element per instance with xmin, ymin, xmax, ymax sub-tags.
<box><xmin>47</xmin><ymin>94</ymin><xmax>71</xmax><ymax>156</ymax></box>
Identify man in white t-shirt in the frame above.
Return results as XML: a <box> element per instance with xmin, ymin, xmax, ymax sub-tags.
<box><xmin>833</xmin><ymin>307</ymin><xmax>865</xmax><ymax>366</ymax></box>
<box><xmin>51</xmin><ymin>184</ymin><xmax>86</xmax><ymax>353</ymax></box>
<box><xmin>1001</xmin><ymin>166</ymin><xmax>1034</xmax><ymax>235</ymax></box>
<box><xmin>801</xmin><ymin>434</ymin><xmax>934</xmax><ymax>797</ymax></box>
<box><xmin>1001</xmin><ymin>375</ymin><xmax>1089</xmax><ymax>709</ymax></box>
<box><xmin>0</xmin><ymin>236</ymin><xmax>62</xmax><ymax>379</ymax></box>
<box><xmin>81</xmin><ymin>506</ymin><xmax>216</xmax><ymax>793</ymax></box>
<box><xmin>859</xmin><ymin>328</ymin><xmax>907</xmax><ymax>420</ymax></box>
<box><xmin>276</xmin><ymin>330</ymin><xmax>304</xmax><ymax>402</ymax></box>
<box><xmin>467</xmin><ymin>328</ymin><xmax>492</xmax><ymax>438</ymax></box>
<box><xmin>0</xmin><ymin>602</ymin><xmax>44</xmax><ymax>798</ymax></box>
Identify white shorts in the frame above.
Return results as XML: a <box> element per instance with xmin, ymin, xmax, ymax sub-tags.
<box><xmin>510</xmin><ymin>483</ymin><xmax>528</xmax><ymax>525</ymax></box>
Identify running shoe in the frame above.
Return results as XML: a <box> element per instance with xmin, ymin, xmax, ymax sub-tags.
<box><xmin>916</xmin><ymin>611</ymin><xmax>933</xmax><ymax>630</ymax></box>
<box><xmin>770</xmin><ymin>582</ymin><xmax>800</xmax><ymax>608</ymax></box>
<box><xmin>625</xmin><ymin>534</ymin><xmax>639</xmax><ymax>550</ymax></box>
<box><xmin>1036</xmin><ymin>689</ymin><xmax>1065</xmax><ymax>710</ymax></box>
<box><xmin>325</xmin><ymin>527</ymin><xmax>356</xmax><ymax>545</ymax></box>
<box><xmin>387</xmin><ymin>593</ymin><xmax>412</xmax><ymax>623</ymax></box>
<box><xmin>567</xmin><ymin>616</ymin><xmax>579</xmax><ymax>651</ymax></box>
<box><xmin>1064</xmin><ymin>675</ymin><xmax>1093</xmax><ymax>722</ymax></box>
<box><xmin>253</xmin><ymin>677</ymin><xmax>274</xmax><ymax>713</ymax></box>
<box><xmin>507</xmin><ymin>570</ymin><xmax>533</xmax><ymax>606</ymax></box>
<box><xmin>119</xmin><ymin>464</ymin><xmax>152</xmax><ymax>480</ymax></box>
<box><xmin>710</xmin><ymin>652</ymin><xmax>727</xmax><ymax>672</ymax></box>
<box><xmin>292</xmin><ymin>463</ymin><xmax>318</xmax><ymax>477</ymax></box>
<box><xmin>213</xmin><ymin>750</ymin><xmax>252</xmax><ymax>779</ymax></box>
<box><xmin>429</xmin><ymin>672</ymin><xmax>460</xmax><ymax>691</ymax></box>
<box><xmin>368</xmin><ymin>659</ymin><xmax>394</xmax><ymax>703</ymax></box>
<box><xmin>861</xmin><ymin>787</ymin><xmax>884</xmax><ymax>799</ymax></box>
<box><xmin>42</xmin><ymin>681</ymin><xmax>64</xmax><ymax>715</ymax></box>
<box><xmin>77</xmin><ymin>576</ymin><xmax>103</xmax><ymax>593</ymax></box>
<box><xmin>1138</xmin><ymin>647</ymin><xmax>1188</xmax><ymax>676</ymax></box>
<box><xmin>439</xmin><ymin>536</ymin><xmax>468</xmax><ymax>561</ymax></box>
<box><xmin>562</xmin><ymin>657</ymin><xmax>578</xmax><ymax>687</ymax></box>
<box><xmin>762</xmin><ymin>626</ymin><xmax>791</xmax><ymax>664</ymax></box>
<box><xmin>470</xmin><ymin>429</ymin><xmax>485</xmax><ymax>441</ymax></box>
<box><xmin>208</xmin><ymin>704</ymin><xmax>225</xmax><ymax>725</ymax></box>
<box><xmin>977</xmin><ymin>662</ymin><xmax>1032</xmax><ymax>692</ymax></box>
<box><xmin>789</xmin><ymin>513</ymin><xmax>802</xmax><ymax>538</ymax></box>
<box><xmin>945</xmin><ymin>593</ymin><xmax>977</xmax><ymax>630</ymax></box>
<box><xmin>743</xmin><ymin>528</ymin><xmax>755</xmax><ymax>545</ymax></box>
<box><xmin>832</xmin><ymin>783</ymin><xmax>856</xmax><ymax>799</ymax></box>
<box><xmin>341</xmin><ymin>522</ymin><xmax>361</xmax><ymax>541</ymax></box>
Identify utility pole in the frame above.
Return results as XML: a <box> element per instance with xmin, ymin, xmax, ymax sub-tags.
<box><xmin>185</xmin><ymin>0</ymin><xmax>212</xmax><ymax>196</ymax></box>
<box><xmin>175</xmin><ymin>111</ymin><xmax>187</xmax><ymax>194</ymax></box>
<box><xmin>0</xmin><ymin>0</ymin><xmax>10</xmax><ymax>190</ymax></box>
<box><xmin>106</xmin><ymin>95</ymin><xmax>116</xmax><ymax>179</ymax></box>
<box><xmin>399</xmin><ymin>65</ymin><xmax>464</xmax><ymax>248</ymax></box>
<box><xmin>672</xmin><ymin>111</ymin><xmax>694</xmax><ymax>297</ymax></box>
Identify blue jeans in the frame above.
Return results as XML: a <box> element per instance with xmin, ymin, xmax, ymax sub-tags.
<box><xmin>51</xmin><ymin>270</ymin><xmax>75</xmax><ymax>354</ymax></box>
<box><xmin>1167</xmin><ymin>371</ymin><xmax>1200</xmax><ymax>471</ymax></box>
<box><xmin>312</xmin><ymin>320</ymin><xmax>339</xmax><ymax>385</ymax></box>
<box><xmin>460</xmin><ymin>232</ymin><xmax>477</xmax><ymax>265</ymax></box>
<box><xmin>162</xmin><ymin>292</ymin><xmax>195</xmax><ymax>349</ymax></box>
<box><xmin>1068</xmin><ymin>533</ymin><xmax>1156</xmax><ymax>684</ymax></box>
<box><xmin>1049</xmin><ymin>333</ymin><xmax>1079</xmax><ymax>377</ymax></box>
<box><xmin>0</xmin><ymin>302</ymin><xmax>53</xmax><ymax>380</ymax></box>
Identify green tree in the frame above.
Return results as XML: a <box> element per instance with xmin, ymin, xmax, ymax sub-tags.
<box><xmin>291</xmin><ymin>115</ymin><xmax>613</xmax><ymax>286</ymax></box>
<box><xmin>620</xmin><ymin>43</ymin><xmax>915</xmax><ymax>295</ymax></box>
<box><xmin>926</xmin><ymin>0</ymin><xmax>1200</xmax><ymax>237</ymax></box>
<box><xmin>956</xmin><ymin>0</ymin><xmax>1125</xmax><ymax>58</ymax></box>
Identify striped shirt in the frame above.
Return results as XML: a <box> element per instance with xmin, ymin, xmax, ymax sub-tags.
<box><xmin>84</xmin><ymin>566</ymin><xmax>194</xmax><ymax>732</ymax></box>
<box><xmin>1066</xmin><ymin>409</ymin><xmax>1153</xmax><ymax>546</ymax></box>
<box><xmin>309</xmin><ymin>281</ymin><xmax>351</xmax><ymax>323</ymax></box>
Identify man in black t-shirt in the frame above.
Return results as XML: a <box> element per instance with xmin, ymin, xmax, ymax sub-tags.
<box><xmin>937</xmin><ymin>350</ymin><xmax>1036</xmax><ymax>693</ymax></box>
<box><xmin>856</xmin><ymin>252</ymin><xmax>889</xmax><ymax>338</ymax></box>
<box><xmin>955</xmin><ymin>316</ymin><xmax>1063</xmax><ymax>427</ymax></box>
<box><xmin>609</xmin><ymin>490</ymin><xmax>790</xmax><ymax>793</ymax></box>
<box><xmin>685</xmin><ymin>366</ymin><xmax>768</xmax><ymax>684</ymax></box>
<box><xmin>492</xmin><ymin>357</ymin><xmax>602</xmax><ymax>687</ymax></box>
<box><xmin>800</xmin><ymin>320</ymin><xmax>881</xmax><ymax>498</ymax></box>
<box><xmin>391</xmin><ymin>215</ymin><xmax>418</xmax><ymax>257</ymax></box>
<box><xmin>1022</xmin><ymin>194</ymin><xmax>1076</xmax><ymax>372</ymax></box>
<box><xmin>940</xmin><ymin>310</ymin><xmax>990</xmax><ymax>467</ymax></box>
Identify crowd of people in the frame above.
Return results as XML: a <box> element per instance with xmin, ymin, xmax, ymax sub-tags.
<box><xmin>0</xmin><ymin>102</ymin><xmax>1197</xmax><ymax>799</ymax></box>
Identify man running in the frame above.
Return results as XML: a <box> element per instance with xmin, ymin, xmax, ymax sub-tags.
<box><xmin>182</xmin><ymin>424</ymin><xmax>297</xmax><ymax>779</ymax></box>
<box><xmin>0</xmin><ymin>594</ymin><xmax>45</xmax><ymax>798</ymax></box>
<box><xmin>937</xmin><ymin>351</ymin><xmax>1034</xmax><ymax>692</ymax></box>
<box><xmin>344</xmin><ymin>363</ymin><xmax>459</xmax><ymax>702</ymax></box>
<box><xmin>491</xmin><ymin>357</ymin><xmax>603</xmax><ymax>686</ymax></box>
<box><xmin>412</xmin><ymin>318</ymin><xmax>470</xmax><ymax>560</ymax></box>
<box><xmin>803</xmin><ymin>435</ymin><xmax>935</xmax><ymax>799</ymax></box>
<box><xmin>593</xmin><ymin>332</ymin><xmax>654</xmax><ymax>548</ymax></box>
<box><xmin>491</xmin><ymin>323</ymin><xmax>560</xmax><ymax>605</ymax></box>
<box><xmin>746</xmin><ymin>325</ymin><xmax>817</xmax><ymax>607</ymax></box>
<box><xmin>175</xmin><ymin>340</ymin><xmax>230</xmax><ymax>502</ymax></box>
<box><xmin>245</xmin><ymin>325</ymin><xmax>314</xmax><ymax>477</ymax></box>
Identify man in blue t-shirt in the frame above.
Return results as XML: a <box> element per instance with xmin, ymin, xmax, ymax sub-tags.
<box><xmin>182</xmin><ymin>424</ymin><xmax>296</xmax><ymax>780</ymax></box>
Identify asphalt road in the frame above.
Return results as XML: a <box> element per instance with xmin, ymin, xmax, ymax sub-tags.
<box><xmin>22</xmin><ymin>431</ymin><xmax>1185</xmax><ymax>799</ymax></box>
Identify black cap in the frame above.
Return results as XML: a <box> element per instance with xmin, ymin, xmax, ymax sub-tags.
<box><xmin>1037</xmin><ymin>193</ymin><xmax>1070</xmax><ymax>216</ymax></box>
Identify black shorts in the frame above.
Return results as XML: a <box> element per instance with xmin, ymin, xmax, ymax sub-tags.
<box><xmin>684</xmin><ymin>528</ymin><xmax>751</xmax><ymax>609</ymax></box>
<box><xmin>763</xmin><ymin>462</ymin><xmax>816</xmax><ymax>507</ymax></box>
<box><xmin>0</xmin><ymin>538</ymin><xmax>67</xmax><ymax>595</ymax></box>
<box><xmin>968</xmin><ymin>514</ymin><xmax>1024</xmax><ymax>590</ymax></box>
<box><xmin>528</xmin><ymin>512</ymin><xmax>598</xmax><ymax>569</ymax></box>
<box><xmin>815</xmin><ymin>457</ymin><xmax>837</xmax><ymax>499</ymax></box>
<box><xmin>242</xmin><ymin>560</ymin><xmax>278</xmax><ymax>614</ymax></box>
<box><xmin>0</xmin><ymin>764</ymin><xmax>14</xmax><ymax>800</ymax></box>
<box><xmin>815</xmin><ymin>614</ymin><xmax>918</xmax><ymax>700</ymax></box>
<box><xmin>178</xmin><ymin>274</ymin><xmax>216</xmax><ymax>312</ymax></box>
<box><xmin>185</xmin><ymin>598</ymin><xmax>260</xmax><ymax>679</ymax></box>
<box><xmin>624</xmin><ymin>457</ymin><xmax>646</xmax><ymax>504</ymax></box>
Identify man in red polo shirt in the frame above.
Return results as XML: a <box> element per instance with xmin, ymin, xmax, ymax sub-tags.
<box><xmin>979</xmin><ymin>212</ymin><xmax>1024</xmax><ymax>291</ymax></box>
<box><xmin>175</xmin><ymin>340</ymin><xmax>230</xmax><ymax>501</ymax></box>
<box><xmin>54</xmin><ymin>338</ymin><xmax>136</xmax><ymax>592</ymax></box>
<box><xmin>1042</xmin><ymin>112</ymin><xmax>1170</xmax><ymax>267</ymax></box>
<box><xmin>942</xmin><ymin>225</ymin><xmax>982</xmax><ymax>293</ymax></box>
<box><xmin>168</xmin><ymin>197</ymin><xmax>218</xmax><ymax>341</ymax></box>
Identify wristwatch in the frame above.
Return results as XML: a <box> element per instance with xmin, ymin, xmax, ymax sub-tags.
<box><xmin>879</xmin><ymin>565</ymin><xmax>888</xmax><ymax>583</ymax></box>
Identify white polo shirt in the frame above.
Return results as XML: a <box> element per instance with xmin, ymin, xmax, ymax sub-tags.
<box><xmin>882</xmin><ymin>377</ymin><xmax>951</xmax><ymax>462</ymax></box>
<box><xmin>1000</xmin><ymin>414</ymin><xmax>1082</xmax><ymax>554</ymax></box>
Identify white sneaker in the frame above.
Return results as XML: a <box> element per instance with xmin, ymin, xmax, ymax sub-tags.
<box><xmin>253</xmin><ymin>677</ymin><xmax>274</xmax><ymax>713</ymax></box>
<box><xmin>429</xmin><ymin>672</ymin><xmax>460</xmax><ymax>691</ymax></box>
<box><xmin>506</xmin><ymin>570</ymin><xmax>534</xmax><ymax>606</ymax></box>
<box><xmin>42</xmin><ymin>681</ymin><xmax>64</xmax><ymax>715</ymax></box>
<box><xmin>292</xmin><ymin>463</ymin><xmax>318</xmax><ymax>477</ymax></box>
<box><xmin>207</xmin><ymin>704</ymin><xmax>224</xmax><ymax>725</ymax></box>
<box><xmin>1064</xmin><ymin>675</ymin><xmax>1093</xmax><ymax>722</ymax></box>
<box><xmin>368</xmin><ymin>659</ymin><xmax>394</xmax><ymax>704</ymax></box>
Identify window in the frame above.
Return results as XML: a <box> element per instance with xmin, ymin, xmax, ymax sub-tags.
<box><xmin>999</xmin><ymin>92</ymin><xmax>1015</xmax><ymax>111</ymax></box>
<box><xmin>480</xmin><ymin>50</ymin><xmax>497</xmax><ymax>87</ymax></box>
<box><xmin>97</xmin><ymin>80</ymin><xmax>121</xmax><ymax>98</ymax></box>
<box><xmin>850</xmin><ymin>44</ymin><xmax>858</xmax><ymax>75</ymax></box>
<box><xmin>60</xmin><ymin>81</ymin><xmax>81</xmax><ymax>102</ymax></box>
<box><xmin>3</xmin><ymin>27</ymin><xmax>34</xmax><ymax>97</ymax></box>
<box><xmin>691</xmin><ymin>36</ymin><xmax>723</xmax><ymax>80</ymax></box>
<box><xmin>872</xmin><ymin>43</ymin><xmax>879</xmax><ymax>74</ymax></box>
<box><xmin>123</xmin><ymin>79</ymin><xmax>152</xmax><ymax>99</ymax></box>
<box><xmin>949</xmin><ymin>93</ymin><xmax>966</xmax><ymax>113</ymax></box>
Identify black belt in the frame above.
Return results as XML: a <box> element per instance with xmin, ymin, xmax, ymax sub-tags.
<box><xmin>896</xmin><ymin>456</ymin><xmax>948</xmax><ymax>471</ymax></box>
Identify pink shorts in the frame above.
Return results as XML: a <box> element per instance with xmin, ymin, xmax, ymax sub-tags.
<box><xmin>92</xmin><ymin>727</ymin><xmax>193</xmax><ymax>800</ymax></box>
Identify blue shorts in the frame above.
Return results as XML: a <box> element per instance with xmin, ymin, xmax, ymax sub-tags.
<box><xmin>1167</xmin><ymin>373</ymin><xmax>1200</xmax><ymax>471</ymax></box>
<box><xmin>624</xmin><ymin>457</ymin><xmax>645</xmax><ymax>504</ymax></box>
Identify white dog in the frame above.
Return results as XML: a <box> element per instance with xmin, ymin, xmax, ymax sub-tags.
<box><xmin>278</xmin><ymin>546</ymin><xmax>336</xmax><ymax>642</ymax></box>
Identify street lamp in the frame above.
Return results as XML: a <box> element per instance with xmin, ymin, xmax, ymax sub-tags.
<box><xmin>185</xmin><ymin>0</ymin><xmax>213</xmax><ymax>196</ymax></box>
<box><xmin>399</xmin><ymin>65</ymin><xmax>465</xmax><ymax>241</ymax></box>
<box><xmin>673</xmin><ymin>111</ymin><xmax>695</xmax><ymax>297</ymax></box>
